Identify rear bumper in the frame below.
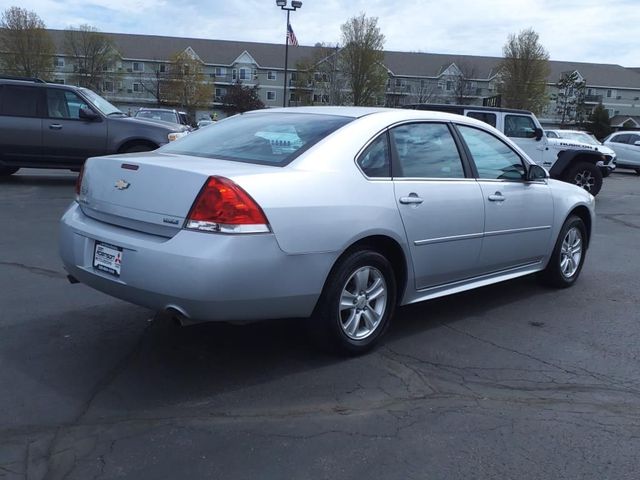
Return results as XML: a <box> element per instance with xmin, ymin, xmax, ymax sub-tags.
<box><xmin>59</xmin><ymin>203</ymin><xmax>335</xmax><ymax>321</ymax></box>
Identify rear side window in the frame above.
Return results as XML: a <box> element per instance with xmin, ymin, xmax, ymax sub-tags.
<box><xmin>357</xmin><ymin>133</ymin><xmax>391</xmax><ymax>178</ymax></box>
<box><xmin>0</xmin><ymin>85</ymin><xmax>40</xmax><ymax>117</ymax></box>
<box><xmin>628</xmin><ymin>134</ymin><xmax>640</xmax><ymax>144</ymax></box>
<box><xmin>161</xmin><ymin>112</ymin><xmax>353</xmax><ymax>166</ymax></box>
<box><xmin>466</xmin><ymin>111</ymin><xmax>497</xmax><ymax>128</ymax></box>
<box><xmin>458</xmin><ymin>125</ymin><xmax>526</xmax><ymax>180</ymax></box>
<box><xmin>390</xmin><ymin>123</ymin><xmax>465</xmax><ymax>178</ymax></box>
<box><xmin>504</xmin><ymin>114</ymin><xmax>537</xmax><ymax>138</ymax></box>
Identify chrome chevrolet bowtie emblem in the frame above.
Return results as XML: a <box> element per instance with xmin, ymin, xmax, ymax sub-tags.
<box><xmin>115</xmin><ymin>179</ymin><xmax>130</xmax><ymax>190</ymax></box>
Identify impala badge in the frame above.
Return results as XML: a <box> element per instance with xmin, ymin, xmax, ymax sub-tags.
<box><xmin>115</xmin><ymin>179</ymin><xmax>130</xmax><ymax>190</ymax></box>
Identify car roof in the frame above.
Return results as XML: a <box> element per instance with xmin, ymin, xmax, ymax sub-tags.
<box><xmin>249</xmin><ymin>106</ymin><xmax>480</xmax><ymax>123</ymax></box>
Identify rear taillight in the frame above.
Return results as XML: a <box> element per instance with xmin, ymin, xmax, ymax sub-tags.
<box><xmin>185</xmin><ymin>176</ymin><xmax>270</xmax><ymax>234</ymax></box>
<box><xmin>75</xmin><ymin>165</ymin><xmax>85</xmax><ymax>199</ymax></box>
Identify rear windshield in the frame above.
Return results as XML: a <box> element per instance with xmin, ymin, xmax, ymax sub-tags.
<box><xmin>160</xmin><ymin>112</ymin><xmax>353</xmax><ymax>166</ymax></box>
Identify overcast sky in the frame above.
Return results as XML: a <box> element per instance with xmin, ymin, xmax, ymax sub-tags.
<box><xmin>12</xmin><ymin>0</ymin><xmax>640</xmax><ymax>66</ymax></box>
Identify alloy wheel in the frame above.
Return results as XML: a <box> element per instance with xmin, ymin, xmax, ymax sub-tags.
<box><xmin>574</xmin><ymin>170</ymin><xmax>595</xmax><ymax>192</ymax></box>
<box><xmin>338</xmin><ymin>266</ymin><xmax>388</xmax><ymax>340</ymax></box>
<box><xmin>560</xmin><ymin>226</ymin><xmax>583</xmax><ymax>278</ymax></box>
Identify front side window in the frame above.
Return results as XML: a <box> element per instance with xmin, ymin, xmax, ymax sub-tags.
<box><xmin>458</xmin><ymin>125</ymin><xmax>526</xmax><ymax>180</ymax></box>
<box><xmin>161</xmin><ymin>112</ymin><xmax>353</xmax><ymax>166</ymax></box>
<box><xmin>357</xmin><ymin>133</ymin><xmax>390</xmax><ymax>178</ymax></box>
<box><xmin>504</xmin><ymin>114</ymin><xmax>537</xmax><ymax>138</ymax></box>
<box><xmin>390</xmin><ymin>123</ymin><xmax>465</xmax><ymax>179</ymax></box>
<box><xmin>611</xmin><ymin>133</ymin><xmax>631</xmax><ymax>144</ymax></box>
<box><xmin>0</xmin><ymin>85</ymin><xmax>40</xmax><ymax>117</ymax></box>
<box><xmin>46</xmin><ymin>89</ymin><xmax>90</xmax><ymax>119</ymax></box>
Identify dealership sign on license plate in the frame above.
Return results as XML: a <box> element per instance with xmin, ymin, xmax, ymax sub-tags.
<box><xmin>93</xmin><ymin>241</ymin><xmax>123</xmax><ymax>277</ymax></box>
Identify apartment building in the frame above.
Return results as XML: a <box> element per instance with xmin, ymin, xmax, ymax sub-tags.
<box><xmin>44</xmin><ymin>30</ymin><xmax>640</xmax><ymax>125</ymax></box>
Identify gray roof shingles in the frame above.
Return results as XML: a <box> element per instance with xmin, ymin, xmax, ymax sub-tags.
<box><xmin>48</xmin><ymin>29</ymin><xmax>640</xmax><ymax>88</ymax></box>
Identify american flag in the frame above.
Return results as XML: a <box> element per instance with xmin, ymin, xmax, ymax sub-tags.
<box><xmin>287</xmin><ymin>24</ymin><xmax>299</xmax><ymax>46</ymax></box>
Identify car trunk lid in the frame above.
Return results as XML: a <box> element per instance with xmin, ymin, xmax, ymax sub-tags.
<box><xmin>78</xmin><ymin>152</ymin><xmax>276</xmax><ymax>237</ymax></box>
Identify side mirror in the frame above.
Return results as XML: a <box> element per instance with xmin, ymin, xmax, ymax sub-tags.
<box><xmin>534</xmin><ymin>127</ymin><xmax>544</xmax><ymax>141</ymax></box>
<box><xmin>79</xmin><ymin>108</ymin><xmax>100</xmax><ymax>121</ymax></box>
<box><xmin>634</xmin><ymin>141</ymin><xmax>640</xmax><ymax>147</ymax></box>
<box><xmin>527</xmin><ymin>164</ymin><xmax>549</xmax><ymax>181</ymax></box>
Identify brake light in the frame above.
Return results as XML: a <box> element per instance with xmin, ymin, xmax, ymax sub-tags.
<box><xmin>185</xmin><ymin>176</ymin><xmax>270</xmax><ymax>234</ymax></box>
<box><xmin>75</xmin><ymin>165</ymin><xmax>85</xmax><ymax>198</ymax></box>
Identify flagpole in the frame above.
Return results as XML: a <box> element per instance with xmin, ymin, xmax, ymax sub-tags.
<box><xmin>276</xmin><ymin>1</ymin><xmax>302</xmax><ymax>108</ymax></box>
<box><xmin>283</xmin><ymin>9</ymin><xmax>290</xmax><ymax>107</ymax></box>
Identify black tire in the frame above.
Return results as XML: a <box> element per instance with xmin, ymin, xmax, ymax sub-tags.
<box><xmin>0</xmin><ymin>167</ymin><xmax>19</xmax><ymax>176</ymax></box>
<box><xmin>563</xmin><ymin>161</ymin><xmax>603</xmax><ymax>196</ymax></box>
<box><xmin>539</xmin><ymin>215</ymin><xmax>587</xmax><ymax>289</ymax></box>
<box><xmin>120</xmin><ymin>143</ymin><xmax>156</xmax><ymax>154</ymax></box>
<box><xmin>310</xmin><ymin>249</ymin><xmax>397</xmax><ymax>355</ymax></box>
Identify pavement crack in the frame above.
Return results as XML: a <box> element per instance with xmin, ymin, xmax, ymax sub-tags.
<box><xmin>41</xmin><ymin>315</ymin><xmax>156</xmax><ymax>479</ymax></box>
<box><xmin>0</xmin><ymin>261</ymin><xmax>66</xmax><ymax>279</ymax></box>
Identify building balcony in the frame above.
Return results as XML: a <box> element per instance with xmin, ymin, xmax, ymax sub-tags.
<box><xmin>584</xmin><ymin>94</ymin><xmax>603</xmax><ymax>103</ymax></box>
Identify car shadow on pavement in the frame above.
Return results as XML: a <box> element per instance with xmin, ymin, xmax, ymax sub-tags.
<box><xmin>0</xmin><ymin>273</ymin><xmax>552</xmax><ymax>422</ymax></box>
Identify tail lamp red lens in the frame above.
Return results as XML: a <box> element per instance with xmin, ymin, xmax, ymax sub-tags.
<box><xmin>185</xmin><ymin>176</ymin><xmax>270</xmax><ymax>233</ymax></box>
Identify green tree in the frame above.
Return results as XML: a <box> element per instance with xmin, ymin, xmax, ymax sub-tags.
<box><xmin>294</xmin><ymin>43</ymin><xmax>344</xmax><ymax>106</ymax></box>
<box><xmin>586</xmin><ymin>103</ymin><xmax>611</xmax><ymax>140</ymax></box>
<box><xmin>339</xmin><ymin>13</ymin><xmax>387</xmax><ymax>106</ymax></box>
<box><xmin>499</xmin><ymin>28</ymin><xmax>550</xmax><ymax>113</ymax></box>
<box><xmin>0</xmin><ymin>6</ymin><xmax>54</xmax><ymax>79</ymax></box>
<box><xmin>64</xmin><ymin>25</ymin><xmax>118</xmax><ymax>90</ymax></box>
<box><xmin>163</xmin><ymin>51</ymin><xmax>214</xmax><ymax>117</ymax></box>
<box><xmin>221</xmin><ymin>80</ymin><xmax>265</xmax><ymax>115</ymax></box>
<box><xmin>552</xmin><ymin>71</ymin><xmax>586</xmax><ymax>126</ymax></box>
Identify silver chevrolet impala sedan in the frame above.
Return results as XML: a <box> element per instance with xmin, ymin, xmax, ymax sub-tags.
<box><xmin>60</xmin><ymin>107</ymin><xmax>595</xmax><ymax>354</ymax></box>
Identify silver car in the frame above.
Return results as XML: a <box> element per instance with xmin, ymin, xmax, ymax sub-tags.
<box><xmin>603</xmin><ymin>131</ymin><xmax>640</xmax><ymax>174</ymax></box>
<box><xmin>60</xmin><ymin>107</ymin><xmax>595</xmax><ymax>354</ymax></box>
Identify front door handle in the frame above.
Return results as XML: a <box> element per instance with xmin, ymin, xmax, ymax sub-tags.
<box><xmin>49</xmin><ymin>124</ymin><xmax>63</xmax><ymax>130</ymax></box>
<box><xmin>488</xmin><ymin>192</ymin><xmax>505</xmax><ymax>202</ymax></box>
<box><xmin>399</xmin><ymin>194</ymin><xmax>424</xmax><ymax>205</ymax></box>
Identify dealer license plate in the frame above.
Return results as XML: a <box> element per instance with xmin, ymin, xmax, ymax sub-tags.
<box><xmin>93</xmin><ymin>241</ymin><xmax>123</xmax><ymax>277</ymax></box>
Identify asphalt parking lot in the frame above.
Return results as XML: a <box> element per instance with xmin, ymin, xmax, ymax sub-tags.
<box><xmin>1</xmin><ymin>169</ymin><xmax>640</xmax><ymax>480</ymax></box>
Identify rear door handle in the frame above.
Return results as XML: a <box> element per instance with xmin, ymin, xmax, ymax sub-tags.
<box><xmin>488</xmin><ymin>192</ymin><xmax>505</xmax><ymax>202</ymax></box>
<box><xmin>399</xmin><ymin>195</ymin><xmax>424</xmax><ymax>205</ymax></box>
<box><xmin>49</xmin><ymin>124</ymin><xmax>63</xmax><ymax>130</ymax></box>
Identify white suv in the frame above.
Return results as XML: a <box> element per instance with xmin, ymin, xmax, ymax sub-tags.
<box><xmin>603</xmin><ymin>131</ymin><xmax>640</xmax><ymax>174</ymax></box>
<box><xmin>546</xmin><ymin>129</ymin><xmax>616</xmax><ymax>177</ymax></box>
<box><xmin>404</xmin><ymin>104</ymin><xmax>610</xmax><ymax>195</ymax></box>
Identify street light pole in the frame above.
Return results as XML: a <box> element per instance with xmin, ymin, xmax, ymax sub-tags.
<box><xmin>276</xmin><ymin>0</ymin><xmax>302</xmax><ymax>108</ymax></box>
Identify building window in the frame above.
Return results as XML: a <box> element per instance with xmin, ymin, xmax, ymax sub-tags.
<box><xmin>159</xmin><ymin>64</ymin><xmax>166</xmax><ymax>73</ymax></box>
<box><xmin>266</xmin><ymin>91</ymin><xmax>276</xmax><ymax>101</ymax></box>
<box><xmin>132</xmin><ymin>83</ymin><xmax>143</xmax><ymax>92</ymax></box>
<box><xmin>215</xmin><ymin>67</ymin><xmax>226</xmax><ymax>76</ymax></box>
<box><xmin>53</xmin><ymin>57</ymin><xmax>64</xmax><ymax>68</ymax></box>
<box><xmin>239</xmin><ymin>68</ymin><xmax>249</xmax><ymax>80</ymax></box>
<box><xmin>268</xmin><ymin>71</ymin><xmax>277</xmax><ymax>80</ymax></box>
<box><xmin>313</xmin><ymin>94</ymin><xmax>329</xmax><ymax>104</ymax></box>
<box><xmin>232</xmin><ymin>69</ymin><xmax>238</xmax><ymax>80</ymax></box>
<box><xmin>215</xmin><ymin>87</ymin><xmax>225</xmax><ymax>98</ymax></box>
<box><xmin>102</xmin><ymin>81</ymin><xmax>114</xmax><ymax>92</ymax></box>
<box><xmin>132</xmin><ymin>62</ymin><xmax>144</xmax><ymax>72</ymax></box>
<box><xmin>606</xmin><ymin>89</ymin><xmax>617</xmax><ymax>98</ymax></box>
<box><xmin>446</xmin><ymin>81</ymin><xmax>453</xmax><ymax>91</ymax></box>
